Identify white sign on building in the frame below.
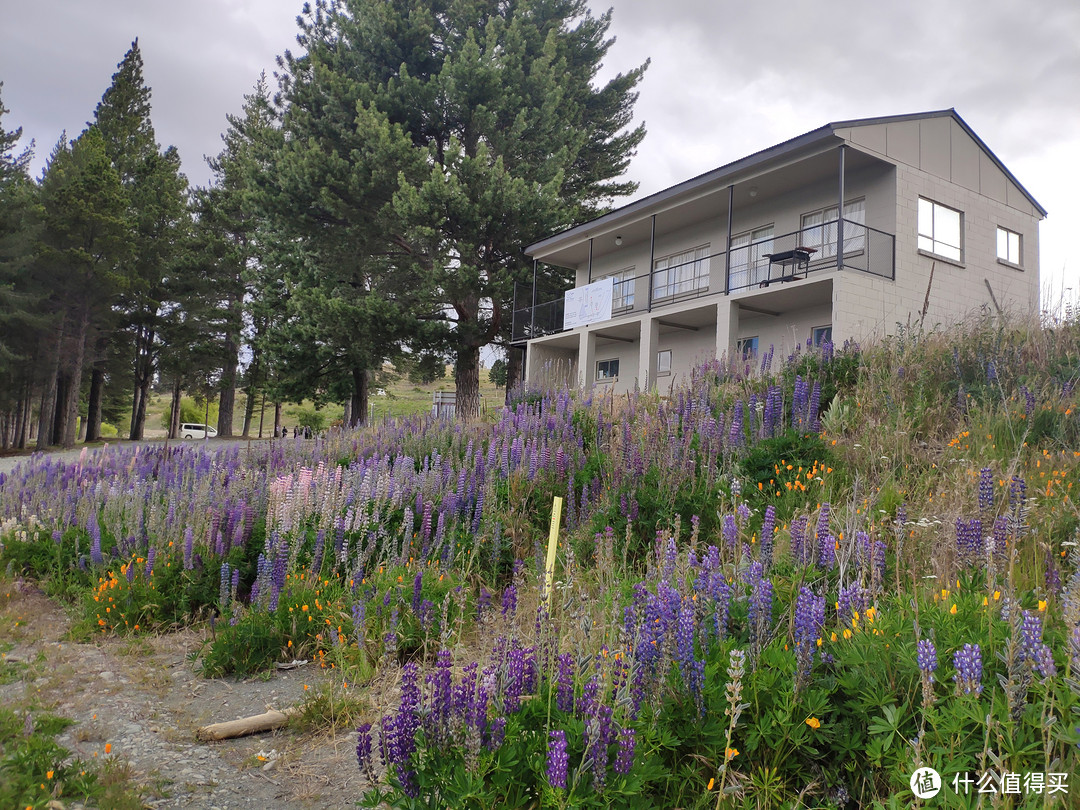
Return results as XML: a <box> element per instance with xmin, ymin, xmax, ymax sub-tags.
<box><xmin>562</xmin><ymin>277</ymin><xmax>614</xmax><ymax>330</ymax></box>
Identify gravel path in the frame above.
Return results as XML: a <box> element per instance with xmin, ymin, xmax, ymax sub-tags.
<box><xmin>2</xmin><ymin>588</ymin><xmax>369</xmax><ymax>809</ymax></box>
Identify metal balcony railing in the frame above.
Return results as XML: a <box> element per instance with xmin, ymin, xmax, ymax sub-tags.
<box><xmin>512</xmin><ymin>219</ymin><xmax>895</xmax><ymax>342</ymax></box>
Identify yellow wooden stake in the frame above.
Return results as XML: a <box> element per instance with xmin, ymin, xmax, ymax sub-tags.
<box><xmin>543</xmin><ymin>496</ymin><xmax>563</xmax><ymax>610</ymax></box>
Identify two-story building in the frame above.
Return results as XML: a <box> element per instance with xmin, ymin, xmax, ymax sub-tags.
<box><xmin>512</xmin><ymin>110</ymin><xmax>1045</xmax><ymax>393</ymax></box>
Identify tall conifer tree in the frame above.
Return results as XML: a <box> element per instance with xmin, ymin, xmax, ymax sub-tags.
<box><xmin>274</xmin><ymin>0</ymin><xmax>646</xmax><ymax>417</ymax></box>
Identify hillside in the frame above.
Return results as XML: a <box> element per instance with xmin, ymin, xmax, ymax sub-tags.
<box><xmin>2</xmin><ymin>314</ymin><xmax>1079</xmax><ymax>808</ymax></box>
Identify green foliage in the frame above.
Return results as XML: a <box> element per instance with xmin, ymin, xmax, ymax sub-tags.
<box><xmin>488</xmin><ymin>359</ymin><xmax>508</xmax><ymax>389</ymax></box>
<box><xmin>160</xmin><ymin>395</ymin><xmax>220</xmax><ymax>430</ymax></box>
<box><xmin>0</xmin><ymin>706</ymin><xmax>142</xmax><ymax>809</ymax></box>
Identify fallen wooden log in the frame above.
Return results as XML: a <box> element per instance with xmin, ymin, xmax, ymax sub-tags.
<box><xmin>196</xmin><ymin>706</ymin><xmax>299</xmax><ymax>741</ymax></box>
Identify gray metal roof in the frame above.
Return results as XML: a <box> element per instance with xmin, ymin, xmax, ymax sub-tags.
<box><xmin>526</xmin><ymin>109</ymin><xmax>1046</xmax><ymax>257</ymax></box>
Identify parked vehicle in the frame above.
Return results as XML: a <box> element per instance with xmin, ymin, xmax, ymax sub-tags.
<box><xmin>180</xmin><ymin>423</ymin><xmax>217</xmax><ymax>439</ymax></box>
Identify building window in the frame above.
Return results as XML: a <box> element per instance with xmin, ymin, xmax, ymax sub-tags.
<box><xmin>737</xmin><ymin>336</ymin><xmax>759</xmax><ymax>359</ymax></box>
<box><xmin>918</xmin><ymin>198</ymin><xmax>962</xmax><ymax>262</ymax></box>
<box><xmin>812</xmin><ymin>325</ymin><xmax>832</xmax><ymax>347</ymax></box>
<box><xmin>657</xmin><ymin>349</ymin><xmax>672</xmax><ymax>375</ymax></box>
<box><xmin>653</xmin><ymin>245</ymin><xmax>710</xmax><ymax>300</ymax></box>
<box><xmin>800</xmin><ymin>199</ymin><xmax>866</xmax><ymax>258</ymax></box>
<box><xmin>729</xmin><ymin>226</ymin><xmax>774</xmax><ymax>290</ymax></box>
<box><xmin>996</xmin><ymin>227</ymin><xmax>1021</xmax><ymax>266</ymax></box>
<box><xmin>596</xmin><ymin>358</ymin><xmax>619</xmax><ymax>381</ymax></box>
<box><xmin>605</xmin><ymin>267</ymin><xmax>636</xmax><ymax>310</ymax></box>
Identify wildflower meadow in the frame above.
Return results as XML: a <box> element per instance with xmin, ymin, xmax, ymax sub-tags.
<box><xmin>3</xmin><ymin>314</ymin><xmax>1080</xmax><ymax>808</ymax></box>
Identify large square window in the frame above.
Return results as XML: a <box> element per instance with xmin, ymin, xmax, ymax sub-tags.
<box><xmin>918</xmin><ymin>198</ymin><xmax>962</xmax><ymax>262</ymax></box>
<box><xmin>996</xmin><ymin>227</ymin><xmax>1021</xmax><ymax>266</ymax></box>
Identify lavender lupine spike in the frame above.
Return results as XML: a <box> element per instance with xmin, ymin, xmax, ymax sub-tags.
<box><xmin>546</xmin><ymin>729</ymin><xmax>568</xmax><ymax>789</ymax></box>
<box><xmin>917</xmin><ymin>638</ymin><xmax>937</xmax><ymax>708</ymax></box>
<box><xmin>978</xmin><ymin>467</ymin><xmax>995</xmax><ymax>513</ymax></box>
<box><xmin>953</xmin><ymin>643</ymin><xmax>983</xmax><ymax>695</ymax></box>
<box><xmin>614</xmin><ymin>726</ymin><xmax>636</xmax><ymax>776</ymax></box>
<box><xmin>793</xmin><ymin>586</ymin><xmax>825</xmax><ymax>689</ymax></box>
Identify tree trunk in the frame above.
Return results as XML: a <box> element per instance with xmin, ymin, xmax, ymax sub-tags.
<box><xmin>218</xmin><ymin>346</ymin><xmax>238</xmax><ymax>438</ymax></box>
<box><xmin>454</xmin><ymin>347</ymin><xmax>481</xmax><ymax>420</ymax></box>
<box><xmin>505</xmin><ymin>345</ymin><xmax>522</xmax><ymax>404</ymax></box>
<box><xmin>257</xmin><ymin>392</ymin><xmax>266</xmax><ymax>438</ymax></box>
<box><xmin>342</xmin><ymin>399</ymin><xmax>352</xmax><ymax>427</ymax></box>
<box><xmin>273</xmin><ymin>402</ymin><xmax>281</xmax><ymax>436</ymax></box>
<box><xmin>242</xmin><ymin>353</ymin><xmax>260</xmax><ymax>437</ymax></box>
<box><xmin>59</xmin><ymin>307</ymin><xmax>90</xmax><ymax>448</ymax></box>
<box><xmin>168</xmin><ymin>379</ymin><xmax>182</xmax><ymax>439</ymax></box>
<box><xmin>131</xmin><ymin>375</ymin><xmax>151</xmax><ymax>440</ymax></box>
<box><xmin>130</xmin><ymin>325</ymin><xmax>154</xmax><ymax>440</ymax></box>
<box><xmin>85</xmin><ymin>363</ymin><xmax>106</xmax><ymax>442</ymax></box>
<box><xmin>350</xmin><ymin>367</ymin><xmax>369</xmax><ymax>428</ymax></box>
<box><xmin>37</xmin><ymin>323</ymin><xmax>64</xmax><ymax>449</ymax></box>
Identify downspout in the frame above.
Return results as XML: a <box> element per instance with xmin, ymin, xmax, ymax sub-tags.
<box><xmin>587</xmin><ymin>238</ymin><xmax>594</xmax><ymax>283</ymax></box>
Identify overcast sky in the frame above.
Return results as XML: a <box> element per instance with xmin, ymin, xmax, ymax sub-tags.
<box><xmin>3</xmin><ymin>0</ymin><xmax>1078</xmax><ymax>306</ymax></box>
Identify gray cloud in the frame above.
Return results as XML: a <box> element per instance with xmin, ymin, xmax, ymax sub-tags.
<box><xmin>2</xmin><ymin>0</ymin><xmax>1076</xmax><ymax>290</ymax></box>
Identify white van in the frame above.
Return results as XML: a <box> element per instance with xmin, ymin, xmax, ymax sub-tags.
<box><xmin>180</xmin><ymin>423</ymin><xmax>218</xmax><ymax>439</ymax></box>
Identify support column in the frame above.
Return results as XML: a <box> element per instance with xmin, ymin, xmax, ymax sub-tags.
<box><xmin>716</xmin><ymin>300</ymin><xmax>739</xmax><ymax>361</ymax></box>
<box><xmin>579</xmin><ymin>330</ymin><xmax>597</xmax><ymax>390</ymax></box>
<box><xmin>638</xmin><ymin>317</ymin><xmax>659</xmax><ymax>391</ymax></box>
<box><xmin>837</xmin><ymin>145</ymin><xmax>846</xmax><ymax>270</ymax></box>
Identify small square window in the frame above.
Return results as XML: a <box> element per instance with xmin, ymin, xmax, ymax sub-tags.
<box><xmin>596</xmin><ymin>358</ymin><xmax>619</xmax><ymax>380</ymax></box>
<box><xmin>657</xmin><ymin>349</ymin><xmax>672</xmax><ymax>374</ymax></box>
<box><xmin>996</xmin><ymin>227</ymin><xmax>1021</xmax><ymax>266</ymax></box>
<box><xmin>737</xmin><ymin>336</ymin><xmax>759</xmax><ymax>359</ymax></box>
<box><xmin>812</xmin><ymin>326</ymin><xmax>832</xmax><ymax>347</ymax></box>
<box><xmin>918</xmin><ymin>198</ymin><xmax>963</xmax><ymax>262</ymax></box>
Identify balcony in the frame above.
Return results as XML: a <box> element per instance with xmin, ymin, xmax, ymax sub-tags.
<box><xmin>512</xmin><ymin>221</ymin><xmax>894</xmax><ymax>342</ymax></box>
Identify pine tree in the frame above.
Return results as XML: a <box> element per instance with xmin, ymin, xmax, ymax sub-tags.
<box><xmin>36</xmin><ymin>127</ymin><xmax>131</xmax><ymax>447</ymax></box>
<box><xmin>0</xmin><ymin>83</ymin><xmax>42</xmax><ymax>448</ymax></box>
<box><xmin>199</xmin><ymin>74</ymin><xmax>280</xmax><ymax>437</ymax></box>
<box><xmin>275</xmin><ymin>0</ymin><xmax>647</xmax><ymax>418</ymax></box>
<box><xmin>93</xmin><ymin>40</ymin><xmax>191</xmax><ymax>440</ymax></box>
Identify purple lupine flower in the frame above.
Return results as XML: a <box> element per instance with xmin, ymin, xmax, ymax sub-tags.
<box><xmin>356</xmin><ymin>722</ymin><xmax>374</xmax><ymax>779</ymax></box>
<box><xmin>182</xmin><ymin>526</ymin><xmax>193</xmax><ymax>570</ymax></box>
<box><xmin>793</xmin><ymin>586</ymin><xmax>825</xmax><ymax>686</ymax></box>
<box><xmin>144</xmin><ymin>547</ymin><xmax>155</xmax><ymax>578</ymax></box>
<box><xmin>412</xmin><ymin>572</ymin><xmax>423</xmax><ymax>613</ymax></box>
<box><xmin>917</xmin><ymin>639</ymin><xmax>938</xmax><ymax>680</ymax></box>
<box><xmin>978</xmin><ymin>467</ymin><xmax>994</xmax><ymax>513</ymax></box>
<box><xmin>614</xmin><ymin>726</ymin><xmax>636</xmax><ymax>775</ymax></box>
<box><xmin>546</xmin><ymin>729</ymin><xmax>568</xmax><ymax>789</ymax></box>
<box><xmin>728</xmin><ymin>400</ymin><xmax>745</xmax><ymax>446</ymax></box>
<box><xmin>89</xmin><ymin>518</ymin><xmax>103</xmax><ymax>566</ymax></box>
<box><xmin>807</xmin><ymin>381</ymin><xmax>822</xmax><ymax>432</ymax></box>
<box><xmin>748</xmin><ymin>577</ymin><xmax>773</xmax><ymax>649</ymax></box>
<box><xmin>954</xmin><ymin>643</ymin><xmax>983</xmax><ymax>695</ymax></box>
<box><xmin>790</xmin><ymin>516</ymin><xmax>809</xmax><ymax>566</ymax></box>
<box><xmin>792</xmin><ymin>376</ymin><xmax>809</xmax><ymax>429</ymax></box>
<box><xmin>556</xmin><ymin>653</ymin><xmax>575</xmax><ymax>713</ymax></box>
<box><xmin>722</xmin><ymin>514</ymin><xmax>738</xmax><ymax>550</ymax></box>
<box><xmin>486</xmin><ymin>716</ymin><xmax>507</xmax><ymax>750</ymax></box>
<box><xmin>501</xmin><ymin>585</ymin><xmax>517</xmax><ymax>618</ymax></box>
<box><xmin>1019</xmin><ymin>610</ymin><xmax>1044</xmax><ymax>660</ymax></box>
<box><xmin>760</xmin><ymin>505</ymin><xmax>776</xmax><ymax>568</ymax></box>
